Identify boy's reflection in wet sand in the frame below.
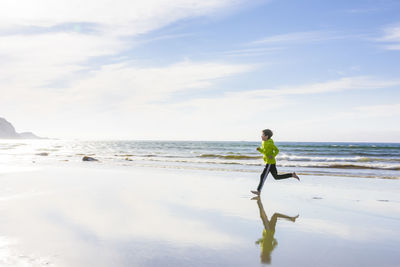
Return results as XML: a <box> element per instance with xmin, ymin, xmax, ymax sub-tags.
<box><xmin>253</xmin><ymin>196</ymin><xmax>299</xmax><ymax>264</ymax></box>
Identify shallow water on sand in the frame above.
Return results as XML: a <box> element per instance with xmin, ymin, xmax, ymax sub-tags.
<box><xmin>0</xmin><ymin>166</ymin><xmax>399</xmax><ymax>266</ymax></box>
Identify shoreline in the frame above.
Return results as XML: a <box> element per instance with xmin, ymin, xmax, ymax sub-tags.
<box><xmin>2</xmin><ymin>160</ymin><xmax>399</xmax><ymax>180</ymax></box>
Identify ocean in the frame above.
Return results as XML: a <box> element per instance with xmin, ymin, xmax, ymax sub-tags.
<box><xmin>0</xmin><ymin>140</ymin><xmax>399</xmax><ymax>179</ymax></box>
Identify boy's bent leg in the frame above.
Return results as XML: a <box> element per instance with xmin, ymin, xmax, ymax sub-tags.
<box><xmin>270</xmin><ymin>164</ymin><xmax>292</xmax><ymax>180</ymax></box>
<box><xmin>257</xmin><ymin>164</ymin><xmax>271</xmax><ymax>192</ymax></box>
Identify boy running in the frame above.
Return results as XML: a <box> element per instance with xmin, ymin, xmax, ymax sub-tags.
<box><xmin>251</xmin><ymin>129</ymin><xmax>299</xmax><ymax>195</ymax></box>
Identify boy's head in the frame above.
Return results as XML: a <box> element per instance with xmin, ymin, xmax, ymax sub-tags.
<box><xmin>261</xmin><ymin>129</ymin><xmax>273</xmax><ymax>141</ymax></box>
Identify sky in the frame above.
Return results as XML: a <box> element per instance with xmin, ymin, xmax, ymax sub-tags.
<box><xmin>1</xmin><ymin>0</ymin><xmax>399</xmax><ymax>142</ymax></box>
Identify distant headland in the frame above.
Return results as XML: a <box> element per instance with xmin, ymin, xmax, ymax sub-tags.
<box><xmin>0</xmin><ymin>117</ymin><xmax>45</xmax><ymax>139</ymax></box>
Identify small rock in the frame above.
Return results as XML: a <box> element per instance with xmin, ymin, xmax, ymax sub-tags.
<box><xmin>36</xmin><ymin>152</ymin><xmax>49</xmax><ymax>156</ymax></box>
<box><xmin>82</xmin><ymin>156</ymin><xmax>98</xmax><ymax>161</ymax></box>
<box><xmin>125</xmin><ymin>157</ymin><xmax>133</xmax><ymax>161</ymax></box>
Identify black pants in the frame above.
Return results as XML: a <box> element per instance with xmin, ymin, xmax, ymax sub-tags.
<box><xmin>257</xmin><ymin>164</ymin><xmax>292</xmax><ymax>192</ymax></box>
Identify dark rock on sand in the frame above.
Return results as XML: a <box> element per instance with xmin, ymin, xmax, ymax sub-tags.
<box><xmin>82</xmin><ymin>156</ymin><xmax>99</xmax><ymax>161</ymax></box>
<box><xmin>36</xmin><ymin>152</ymin><xmax>49</xmax><ymax>156</ymax></box>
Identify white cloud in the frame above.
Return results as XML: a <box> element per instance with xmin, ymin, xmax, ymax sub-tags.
<box><xmin>250</xmin><ymin>31</ymin><xmax>343</xmax><ymax>46</ymax></box>
<box><xmin>0</xmin><ymin>59</ymin><xmax>255</xmax><ymax>139</ymax></box>
<box><xmin>0</xmin><ymin>0</ymin><xmax>243</xmax><ymax>35</ymax></box>
<box><xmin>66</xmin><ymin>60</ymin><xmax>255</xmax><ymax>108</ymax></box>
<box><xmin>378</xmin><ymin>24</ymin><xmax>400</xmax><ymax>50</ymax></box>
<box><xmin>285</xmin><ymin>103</ymin><xmax>400</xmax><ymax>128</ymax></box>
<box><xmin>230</xmin><ymin>76</ymin><xmax>400</xmax><ymax>97</ymax></box>
<box><xmin>381</xmin><ymin>25</ymin><xmax>400</xmax><ymax>40</ymax></box>
<box><xmin>4</xmin><ymin>69</ymin><xmax>399</xmax><ymax>140</ymax></box>
<box><xmin>104</xmin><ymin>76</ymin><xmax>400</xmax><ymax>140</ymax></box>
<box><xmin>0</xmin><ymin>0</ymin><xmax>246</xmax><ymax>92</ymax></box>
<box><xmin>236</xmin><ymin>31</ymin><xmax>360</xmax><ymax>57</ymax></box>
<box><xmin>221</xmin><ymin>46</ymin><xmax>284</xmax><ymax>57</ymax></box>
<box><xmin>344</xmin><ymin>7</ymin><xmax>381</xmax><ymax>14</ymax></box>
<box><xmin>347</xmin><ymin>103</ymin><xmax>400</xmax><ymax>118</ymax></box>
<box><xmin>271</xmin><ymin>102</ymin><xmax>400</xmax><ymax>142</ymax></box>
<box><xmin>0</xmin><ymin>0</ymin><xmax>252</xmax><ymax>133</ymax></box>
<box><xmin>0</xmin><ymin>33</ymin><xmax>124</xmax><ymax>90</ymax></box>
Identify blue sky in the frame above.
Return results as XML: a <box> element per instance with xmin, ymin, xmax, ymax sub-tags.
<box><xmin>0</xmin><ymin>0</ymin><xmax>399</xmax><ymax>141</ymax></box>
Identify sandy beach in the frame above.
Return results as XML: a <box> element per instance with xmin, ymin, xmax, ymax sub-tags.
<box><xmin>0</xmin><ymin>165</ymin><xmax>399</xmax><ymax>267</ymax></box>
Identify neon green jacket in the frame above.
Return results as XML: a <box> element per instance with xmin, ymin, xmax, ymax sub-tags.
<box><xmin>258</xmin><ymin>139</ymin><xmax>279</xmax><ymax>164</ymax></box>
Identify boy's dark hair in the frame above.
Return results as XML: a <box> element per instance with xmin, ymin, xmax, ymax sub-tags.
<box><xmin>262</xmin><ymin>129</ymin><xmax>273</xmax><ymax>139</ymax></box>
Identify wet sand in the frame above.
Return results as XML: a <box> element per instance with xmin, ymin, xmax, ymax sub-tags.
<box><xmin>0</xmin><ymin>165</ymin><xmax>399</xmax><ymax>266</ymax></box>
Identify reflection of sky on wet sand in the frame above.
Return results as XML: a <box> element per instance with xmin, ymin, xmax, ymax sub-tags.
<box><xmin>0</xmin><ymin>166</ymin><xmax>399</xmax><ymax>266</ymax></box>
